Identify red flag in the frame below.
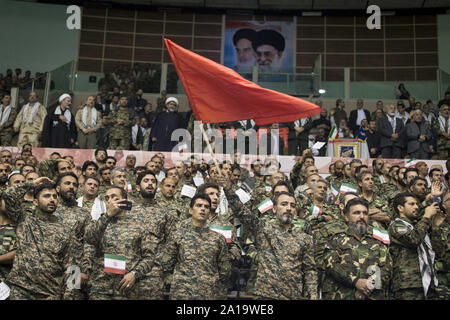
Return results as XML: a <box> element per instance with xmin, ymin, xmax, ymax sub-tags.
<box><xmin>164</xmin><ymin>38</ymin><xmax>322</xmax><ymax>125</ymax></box>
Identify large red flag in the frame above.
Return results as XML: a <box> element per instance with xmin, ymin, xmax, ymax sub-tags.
<box><xmin>164</xmin><ymin>38</ymin><xmax>322</xmax><ymax>125</ymax></box>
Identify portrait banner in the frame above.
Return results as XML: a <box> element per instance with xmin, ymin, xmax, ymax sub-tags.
<box><xmin>224</xmin><ymin>20</ymin><xmax>294</xmax><ymax>80</ymax></box>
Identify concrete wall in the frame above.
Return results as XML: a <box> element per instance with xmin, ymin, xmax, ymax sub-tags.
<box><xmin>0</xmin><ymin>0</ymin><xmax>79</xmax><ymax>75</ymax></box>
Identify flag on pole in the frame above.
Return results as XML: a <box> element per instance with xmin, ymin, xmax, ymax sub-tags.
<box><xmin>163</xmin><ymin>38</ymin><xmax>322</xmax><ymax>125</ymax></box>
<box><xmin>329</xmin><ymin>125</ymin><xmax>339</xmax><ymax>141</ymax></box>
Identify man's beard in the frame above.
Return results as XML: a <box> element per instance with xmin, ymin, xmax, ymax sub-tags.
<box><xmin>278</xmin><ymin>213</ymin><xmax>293</xmax><ymax>224</ymax></box>
<box><xmin>0</xmin><ymin>177</ymin><xmax>7</xmax><ymax>184</ymax></box>
<box><xmin>59</xmin><ymin>190</ymin><xmax>76</xmax><ymax>203</ymax></box>
<box><xmin>97</xmin><ymin>157</ymin><xmax>106</xmax><ymax>164</ymax></box>
<box><xmin>349</xmin><ymin>220</ymin><xmax>367</xmax><ymax>236</ymax></box>
<box><xmin>236</xmin><ymin>57</ymin><xmax>256</xmax><ymax>73</ymax></box>
<box><xmin>259</xmin><ymin>54</ymin><xmax>282</xmax><ymax>73</ymax></box>
<box><xmin>140</xmin><ymin>189</ymin><xmax>155</xmax><ymax>199</ymax></box>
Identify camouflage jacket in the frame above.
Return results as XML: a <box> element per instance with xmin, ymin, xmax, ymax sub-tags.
<box><xmin>226</xmin><ymin>187</ymin><xmax>318</xmax><ymax>300</ymax></box>
<box><xmin>433</xmin><ymin>217</ymin><xmax>449</xmax><ymax>286</ymax></box>
<box><xmin>388</xmin><ymin>216</ymin><xmax>445</xmax><ymax>292</ymax></box>
<box><xmin>107</xmin><ymin>107</ymin><xmax>133</xmax><ymax>139</ymax></box>
<box><xmin>323</xmin><ymin>225</ymin><xmax>393</xmax><ymax>300</ymax></box>
<box><xmin>154</xmin><ymin>192</ymin><xmax>188</xmax><ymax>219</ymax></box>
<box><xmin>0</xmin><ymin>223</ymin><xmax>16</xmax><ymax>283</ymax></box>
<box><xmin>85</xmin><ymin>212</ymin><xmax>159</xmax><ymax>299</ymax></box>
<box><xmin>301</xmin><ymin>199</ymin><xmax>339</xmax><ymax>228</ymax></box>
<box><xmin>360</xmin><ymin>192</ymin><xmax>392</xmax><ymax>230</ymax></box>
<box><xmin>433</xmin><ymin>116</ymin><xmax>450</xmax><ymax>149</ymax></box>
<box><xmin>2</xmin><ymin>184</ymin><xmax>75</xmax><ymax>299</ymax></box>
<box><xmin>290</xmin><ymin>161</ymin><xmax>303</xmax><ymax>190</ymax></box>
<box><xmin>160</xmin><ymin>220</ymin><xmax>231</xmax><ymax>300</ymax></box>
<box><xmin>312</xmin><ymin>217</ymin><xmax>348</xmax><ymax>294</ymax></box>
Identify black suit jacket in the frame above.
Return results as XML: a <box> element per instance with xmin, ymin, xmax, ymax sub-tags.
<box><xmin>349</xmin><ymin>109</ymin><xmax>371</xmax><ymax>133</ymax></box>
<box><xmin>377</xmin><ymin>115</ymin><xmax>405</xmax><ymax>148</ymax></box>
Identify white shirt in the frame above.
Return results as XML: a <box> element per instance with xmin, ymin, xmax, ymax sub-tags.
<box><xmin>271</xmin><ymin>133</ymin><xmax>279</xmax><ymax>155</ymax></box>
<box><xmin>356</xmin><ymin>109</ymin><xmax>366</xmax><ymax>126</ymax></box>
<box><xmin>396</xmin><ymin>111</ymin><xmax>409</xmax><ymax>125</ymax></box>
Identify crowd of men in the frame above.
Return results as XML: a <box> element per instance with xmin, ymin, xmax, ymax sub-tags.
<box><xmin>0</xmin><ymin>144</ymin><xmax>448</xmax><ymax>300</ymax></box>
<box><xmin>1</xmin><ymin>84</ymin><xmax>450</xmax><ymax>158</ymax></box>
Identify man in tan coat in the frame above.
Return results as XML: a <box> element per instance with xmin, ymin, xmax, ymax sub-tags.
<box><xmin>13</xmin><ymin>91</ymin><xmax>47</xmax><ymax>147</ymax></box>
<box><xmin>75</xmin><ymin>95</ymin><xmax>101</xmax><ymax>149</ymax></box>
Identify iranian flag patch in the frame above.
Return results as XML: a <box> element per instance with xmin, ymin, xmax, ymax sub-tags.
<box><xmin>396</xmin><ymin>226</ymin><xmax>408</xmax><ymax>234</ymax></box>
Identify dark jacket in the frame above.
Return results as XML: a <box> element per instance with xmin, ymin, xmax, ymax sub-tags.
<box><xmin>377</xmin><ymin>115</ymin><xmax>405</xmax><ymax>149</ymax></box>
<box><xmin>406</xmin><ymin>120</ymin><xmax>432</xmax><ymax>154</ymax></box>
<box><xmin>349</xmin><ymin>109</ymin><xmax>371</xmax><ymax>133</ymax></box>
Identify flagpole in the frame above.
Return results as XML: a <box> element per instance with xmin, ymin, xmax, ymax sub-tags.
<box><xmin>199</xmin><ymin>123</ymin><xmax>223</xmax><ymax>176</ymax></box>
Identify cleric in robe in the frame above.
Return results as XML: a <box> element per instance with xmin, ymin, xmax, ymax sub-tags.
<box><xmin>42</xmin><ymin>93</ymin><xmax>77</xmax><ymax>148</ymax></box>
<box><xmin>150</xmin><ymin>97</ymin><xmax>185</xmax><ymax>151</ymax></box>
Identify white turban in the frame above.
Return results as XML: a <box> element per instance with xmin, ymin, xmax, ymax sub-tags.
<box><xmin>59</xmin><ymin>93</ymin><xmax>71</xmax><ymax>103</ymax></box>
<box><xmin>165</xmin><ymin>97</ymin><xmax>179</xmax><ymax>106</ymax></box>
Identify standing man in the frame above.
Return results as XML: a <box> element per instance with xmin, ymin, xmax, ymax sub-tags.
<box><xmin>0</xmin><ymin>93</ymin><xmax>17</xmax><ymax>147</ymax></box>
<box><xmin>85</xmin><ymin>186</ymin><xmax>159</xmax><ymax>300</ymax></box>
<box><xmin>349</xmin><ymin>99</ymin><xmax>371</xmax><ymax>136</ymax></box>
<box><xmin>108</xmin><ymin>96</ymin><xmax>133</xmax><ymax>150</ymax></box>
<box><xmin>1</xmin><ymin>179</ymin><xmax>76</xmax><ymax>299</ymax></box>
<box><xmin>378</xmin><ymin>104</ymin><xmax>405</xmax><ymax>159</ymax></box>
<box><xmin>42</xmin><ymin>93</ymin><xmax>77</xmax><ymax>148</ymax></box>
<box><xmin>287</xmin><ymin>117</ymin><xmax>313</xmax><ymax>155</ymax></box>
<box><xmin>323</xmin><ymin>198</ymin><xmax>393</xmax><ymax>300</ymax></box>
<box><xmin>227</xmin><ymin>187</ymin><xmax>318</xmax><ymax>299</ymax></box>
<box><xmin>150</xmin><ymin>97</ymin><xmax>184</xmax><ymax>152</ymax></box>
<box><xmin>75</xmin><ymin>96</ymin><xmax>101</xmax><ymax>149</ymax></box>
<box><xmin>161</xmin><ymin>194</ymin><xmax>231</xmax><ymax>299</ymax></box>
<box><xmin>434</xmin><ymin>104</ymin><xmax>450</xmax><ymax>160</ymax></box>
<box><xmin>389</xmin><ymin>193</ymin><xmax>445</xmax><ymax>299</ymax></box>
<box><xmin>13</xmin><ymin>91</ymin><xmax>47</xmax><ymax>147</ymax></box>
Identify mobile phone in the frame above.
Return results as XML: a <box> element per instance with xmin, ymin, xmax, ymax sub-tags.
<box><xmin>121</xmin><ymin>200</ymin><xmax>133</xmax><ymax>211</ymax></box>
<box><xmin>432</xmin><ymin>197</ymin><xmax>441</xmax><ymax>204</ymax></box>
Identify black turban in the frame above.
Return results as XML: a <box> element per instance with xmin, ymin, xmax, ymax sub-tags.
<box><xmin>252</xmin><ymin>29</ymin><xmax>285</xmax><ymax>52</ymax></box>
<box><xmin>233</xmin><ymin>28</ymin><xmax>257</xmax><ymax>46</ymax></box>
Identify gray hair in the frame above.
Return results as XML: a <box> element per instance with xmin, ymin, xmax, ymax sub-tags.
<box><xmin>111</xmin><ymin>167</ymin><xmax>125</xmax><ymax>178</ymax></box>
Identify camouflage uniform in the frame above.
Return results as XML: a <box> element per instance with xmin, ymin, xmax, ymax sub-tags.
<box><xmin>360</xmin><ymin>193</ymin><xmax>392</xmax><ymax>230</ymax></box>
<box><xmin>160</xmin><ymin>220</ymin><xmax>232</xmax><ymax>300</ymax></box>
<box><xmin>323</xmin><ymin>225</ymin><xmax>393</xmax><ymax>300</ymax></box>
<box><xmin>85</xmin><ymin>212</ymin><xmax>159</xmax><ymax>300</ymax></box>
<box><xmin>433</xmin><ymin>217</ymin><xmax>449</xmax><ymax>298</ymax></box>
<box><xmin>0</xmin><ymin>223</ymin><xmax>16</xmax><ymax>283</ymax></box>
<box><xmin>433</xmin><ymin>116</ymin><xmax>450</xmax><ymax>159</ymax></box>
<box><xmin>154</xmin><ymin>192</ymin><xmax>188</xmax><ymax>219</ymax></box>
<box><xmin>131</xmin><ymin>199</ymin><xmax>178</xmax><ymax>299</ymax></box>
<box><xmin>389</xmin><ymin>216</ymin><xmax>445</xmax><ymax>300</ymax></box>
<box><xmin>225</xmin><ymin>187</ymin><xmax>318</xmax><ymax>300</ymax></box>
<box><xmin>0</xmin><ymin>105</ymin><xmax>17</xmax><ymax>146</ymax></box>
<box><xmin>38</xmin><ymin>159</ymin><xmax>58</xmax><ymax>180</ymax></box>
<box><xmin>2</xmin><ymin>184</ymin><xmax>75</xmax><ymax>299</ymax></box>
<box><xmin>290</xmin><ymin>161</ymin><xmax>303</xmax><ymax>190</ymax></box>
<box><xmin>20</xmin><ymin>200</ymin><xmax>35</xmax><ymax>216</ymax></box>
<box><xmin>107</xmin><ymin>107</ymin><xmax>132</xmax><ymax>150</ymax></box>
<box><xmin>300</xmin><ymin>199</ymin><xmax>339</xmax><ymax>229</ymax></box>
<box><xmin>312</xmin><ymin>217</ymin><xmax>348</xmax><ymax>297</ymax></box>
